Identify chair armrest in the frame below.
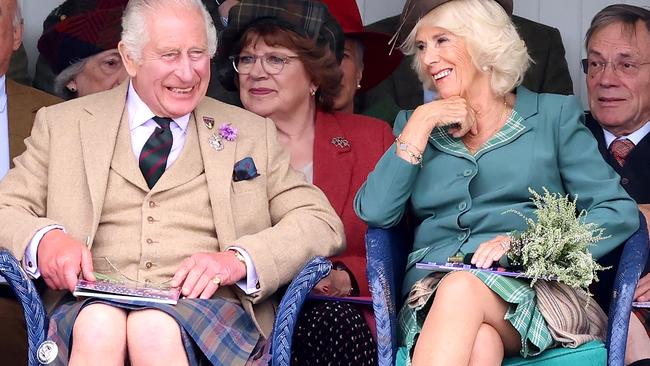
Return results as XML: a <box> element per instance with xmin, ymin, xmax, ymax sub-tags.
<box><xmin>606</xmin><ymin>212</ymin><xmax>649</xmax><ymax>366</ymax></box>
<box><xmin>366</xmin><ymin>227</ymin><xmax>409</xmax><ymax>366</ymax></box>
<box><xmin>0</xmin><ymin>249</ymin><xmax>49</xmax><ymax>366</ymax></box>
<box><xmin>271</xmin><ymin>256</ymin><xmax>332</xmax><ymax>366</ymax></box>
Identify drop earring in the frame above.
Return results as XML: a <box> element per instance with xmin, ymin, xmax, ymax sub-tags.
<box><xmin>309</xmin><ymin>89</ymin><xmax>316</xmax><ymax>96</ymax></box>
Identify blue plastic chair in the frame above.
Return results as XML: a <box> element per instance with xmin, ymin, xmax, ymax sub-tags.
<box><xmin>0</xmin><ymin>250</ymin><xmax>332</xmax><ymax>366</ymax></box>
<box><xmin>365</xmin><ymin>212</ymin><xmax>649</xmax><ymax>366</ymax></box>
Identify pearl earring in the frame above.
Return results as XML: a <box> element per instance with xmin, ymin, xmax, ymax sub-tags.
<box><xmin>481</xmin><ymin>65</ymin><xmax>490</xmax><ymax>72</ymax></box>
<box><xmin>356</xmin><ymin>83</ymin><xmax>361</xmax><ymax>89</ymax></box>
<box><xmin>310</xmin><ymin>89</ymin><xmax>316</xmax><ymax>96</ymax></box>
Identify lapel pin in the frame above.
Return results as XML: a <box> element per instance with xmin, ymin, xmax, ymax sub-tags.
<box><xmin>208</xmin><ymin>133</ymin><xmax>224</xmax><ymax>151</ymax></box>
<box><xmin>331</xmin><ymin>137</ymin><xmax>350</xmax><ymax>149</ymax></box>
<box><xmin>203</xmin><ymin>116</ymin><xmax>215</xmax><ymax>129</ymax></box>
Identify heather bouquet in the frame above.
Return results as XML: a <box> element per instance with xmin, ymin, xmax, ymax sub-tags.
<box><xmin>504</xmin><ymin>188</ymin><xmax>610</xmax><ymax>294</ymax></box>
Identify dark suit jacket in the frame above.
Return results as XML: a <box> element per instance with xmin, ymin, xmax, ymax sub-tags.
<box><xmin>584</xmin><ymin>113</ymin><xmax>650</xmax><ymax>204</ymax></box>
<box><xmin>584</xmin><ymin>112</ymin><xmax>650</xmax><ymax>312</ymax></box>
<box><xmin>358</xmin><ymin>14</ymin><xmax>574</xmax><ymax>124</ymax></box>
<box><xmin>313</xmin><ymin>110</ymin><xmax>394</xmax><ymax>296</ymax></box>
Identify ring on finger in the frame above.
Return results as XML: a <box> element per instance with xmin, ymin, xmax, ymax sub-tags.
<box><xmin>211</xmin><ymin>276</ymin><xmax>222</xmax><ymax>286</ymax></box>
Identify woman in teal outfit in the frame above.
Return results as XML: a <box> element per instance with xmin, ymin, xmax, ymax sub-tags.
<box><xmin>353</xmin><ymin>0</ymin><xmax>639</xmax><ymax>365</ymax></box>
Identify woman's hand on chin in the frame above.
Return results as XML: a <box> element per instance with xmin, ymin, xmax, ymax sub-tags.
<box><xmin>408</xmin><ymin>96</ymin><xmax>477</xmax><ymax>138</ymax></box>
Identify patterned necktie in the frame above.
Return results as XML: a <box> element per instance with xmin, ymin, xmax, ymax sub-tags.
<box><xmin>609</xmin><ymin>138</ymin><xmax>635</xmax><ymax>167</ymax></box>
<box><xmin>139</xmin><ymin>116</ymin><xmax>174</xmax><ymax>188</ymax></box>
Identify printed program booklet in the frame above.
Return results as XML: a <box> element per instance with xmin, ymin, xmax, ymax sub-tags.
<box><xmin>416</xmin><ymin>262</ymin><xmax>558</xmax><ymax>280</ymax></box>
<box><xmin>74</xmin><ymin>278</ymin><xmax>181</xmax><ymax>305</ymax></box>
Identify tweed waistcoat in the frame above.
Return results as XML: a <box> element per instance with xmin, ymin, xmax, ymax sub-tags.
<box><xmin>92</xmin><ymin>112</ymin><xmax>220</xmax><ymax>285</ymax></box>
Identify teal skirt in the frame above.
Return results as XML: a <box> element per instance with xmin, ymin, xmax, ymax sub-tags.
<box><xmin>398</xmin><ymin>270</ymin><xmax>555</xmax><ymax>365</ymax></box>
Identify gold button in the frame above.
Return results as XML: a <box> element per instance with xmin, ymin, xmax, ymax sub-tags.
<box><xmin>145</xmin><ymin>261</ymin><xmax>153</xmax><ymax>269</ymax></box>
<box><xmin>149</xmin><ymin>201</ymin><xmax>156</xmax><ymax>208</ymax></box>
<box><xmin>147</xmin><ymin>216</ymin><xmax>154</xmax><ymax>223</ymax></box>
<box><xmin>146</xmin><ymin>238</ymin><xmax>153</xmax><ymax>244</ymax></box>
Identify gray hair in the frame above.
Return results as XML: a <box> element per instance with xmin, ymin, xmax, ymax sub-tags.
<box><xmin>121</xmin><ymin>0</ymin><xmax>217</xmax><ymax>61</ymax></box>
<box><xmin>53</xmin><ymin>58</ymin><xmax>88</xmax><ymax>99</ymax></box>
<box><xmin>585</xmin><ymin>4</ymin><xmax>650</xmax><ymax>50</ymax></box>
<box><xmin>401</xmin><ymin>0</ymin><xmax>530</xmax><ymax>96</ymax></box>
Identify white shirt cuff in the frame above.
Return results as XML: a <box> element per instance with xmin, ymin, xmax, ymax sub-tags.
<box><xmin>23</xmin><ymin>225</ymin><xmax>65</xmax><ymax>279</ymax></box>
<box><xmin>227</xmin><ymin>246</ymin><xmax>260</xmax><ymax>294</ymax></box>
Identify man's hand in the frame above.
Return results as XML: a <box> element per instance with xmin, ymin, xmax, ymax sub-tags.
<box><xmin>37</xmin><ymin>229</ymin><xmax>95</xmax><ymax>292</ymax></box>
<box><xmin>634</xmin><ymin>273</ymin><xmax>650</xmax><ymax>302</ymax></box>
<box><xmin>171</xmin><ymin>251</ymin><xmax>247</xmax><ymax>299</ymax></box>
<box><xmin>312</xmin><ymin>268</ymin><xmax>353</xmax><ymax>297</ymax></box>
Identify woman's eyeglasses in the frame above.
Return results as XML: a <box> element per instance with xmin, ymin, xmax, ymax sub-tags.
<box><xmin>229</xmin><ymin>53</ymin><xmax>300</xmax><ymax>75</ymax></box>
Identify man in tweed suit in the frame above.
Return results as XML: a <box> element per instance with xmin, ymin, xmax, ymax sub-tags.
<box><xmin>0</xmin><ymin>0</ymin><xmax>61</xmax><ymax>364</ymax></box>
<box><xmin>0</xmin><ymin>0</ymin><xmax>344</xmax><ymax>364</ymax></box>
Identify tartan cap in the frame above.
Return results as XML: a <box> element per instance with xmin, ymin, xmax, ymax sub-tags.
<box><xmin>394</xmin><ymin>0</ymin><xmax>513</xmax><ymax>46</ymax></box>
<box><xmin>37</xmin><ymin>0</ymin><xmax>128</xmax><ymax>74</ymax></box>
<box><xmin>216</xmin><ymin>0</ymin><xmax>344</xmax><ymax>91</ymax></box>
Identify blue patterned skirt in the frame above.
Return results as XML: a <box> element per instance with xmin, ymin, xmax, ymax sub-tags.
<box><xmin>47</xmin><ymin>297</ymin><xmax>269</xmax><ymax>366</ymax></box>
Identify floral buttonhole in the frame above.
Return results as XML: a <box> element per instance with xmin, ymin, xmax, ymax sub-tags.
<box><xmin>219</xmin><ymin>123</ymin><xmax>238</xmax><ymax>141</ymax></box>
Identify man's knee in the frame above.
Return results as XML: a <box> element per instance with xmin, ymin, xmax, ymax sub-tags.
<box><xmin>127</xmin><ymin>309</ymin><xmax>182</xmax><ymax>350</ymax></box>
<box><xmin>73</xmin><ymin>303</ymin><xmax>127</xmax><ymax>349</ymax></box>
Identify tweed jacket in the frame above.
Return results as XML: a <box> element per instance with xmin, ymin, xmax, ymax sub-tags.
<box><xmin>355</xmin><ymin>87</ymin><xmax>639</xmax><ymax>296</ymax></box>
<box><xmin>358</xmin><ymin>14</ymin><xmax>574</xmax><ymax>124</ymax></box>
<box><xmin>313</xmin><ymin>110</ymin><xmax>393</xmax><ymax>296</ymax></box>
<box><xmin>6</xmin><ymin>79</ymin><xmax>61</xmax><ymax>164</ymax></box>
<box><xmin>0</xmin><ymin>82</ymin><xmax>345</xmax><ymax>337</ymax></box>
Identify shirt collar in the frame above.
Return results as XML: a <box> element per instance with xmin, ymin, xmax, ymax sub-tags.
<box><xmin>603</xmin><ymin>121</ymin><xmax>650</xmax><ymax>148</ymax></box>
<box><xmin>126</xmin><ymin>80</ymin><xmax>190</xmax><ymax>132</ymax></box>
<box><xmin>0</xmin><ymin>75</ymin><xmax>7</xmax><ymax>113</ymax></box>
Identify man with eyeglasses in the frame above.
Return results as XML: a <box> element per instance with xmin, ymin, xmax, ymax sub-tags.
<box><xmin>582</xmin><ymin>4</ymin><xmax>650</xmax><ymax>366</ymax></box>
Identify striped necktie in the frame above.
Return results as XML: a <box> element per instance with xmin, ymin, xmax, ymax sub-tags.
<box><xmin>139</xmin><ymin>116</ymin><xmax>173</xmax><ymax>188</ymax></box>
<box><xmin>609</xmin><ymin>138</ymin><xmax>635</xmax><ymax>167</ymax></box>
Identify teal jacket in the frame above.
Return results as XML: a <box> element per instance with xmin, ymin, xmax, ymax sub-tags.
<box><xmin>354</xmin><ymin>87</ymin><xmax>639</xmax><ymax>297</ymax></box>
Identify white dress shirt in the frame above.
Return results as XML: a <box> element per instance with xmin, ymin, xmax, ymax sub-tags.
<box><xmin>0</xmin><ymin>75</ymin><xmax>9</xmax><ymax>180</ymax></box>
<box><xmin>23</xmin><ymin>81</ymin><xmax>259</xmax><ymax>294</ymax></box>
<box><xmin>603</xmin><ymin>121</ymin><xmax>650</xmax><ymax>149</ymax></box>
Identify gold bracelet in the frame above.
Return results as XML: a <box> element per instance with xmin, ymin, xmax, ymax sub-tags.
<box><xmin>395</xmin><ymin>134</ymin><xmax>423</xmax><ymax>167</ymax></box>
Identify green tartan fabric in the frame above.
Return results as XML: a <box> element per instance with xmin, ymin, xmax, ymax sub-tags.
<box><xmin>398</xmin><ymin>270</ymin><xmax>554</xmax><ymax>365</ymax></box>
<box><xmin>429</xmin><ymin>109</ymin><xmax>526</xmax><ymax>159</ymax></box>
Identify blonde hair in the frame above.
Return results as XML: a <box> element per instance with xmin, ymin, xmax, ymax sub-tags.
<box><xmin>401</xmin><ymin>0</ymin><xmax>530</xmax><ymax>95</ymax></box>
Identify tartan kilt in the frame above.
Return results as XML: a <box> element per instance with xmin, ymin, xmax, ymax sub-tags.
<box><xmin>633</xmin><ymin>307</ymin><xmax>650</xmax><ymax>337</ymax></box>
<box><xmin>47</xmin><ymin>297</ymin><xmax>269</xmax><ymax>366</ymax></box>
<box><xmin>398</xmin><ymin>270</ymin><xmax>554</xmax><ymax>365</ymax></box>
